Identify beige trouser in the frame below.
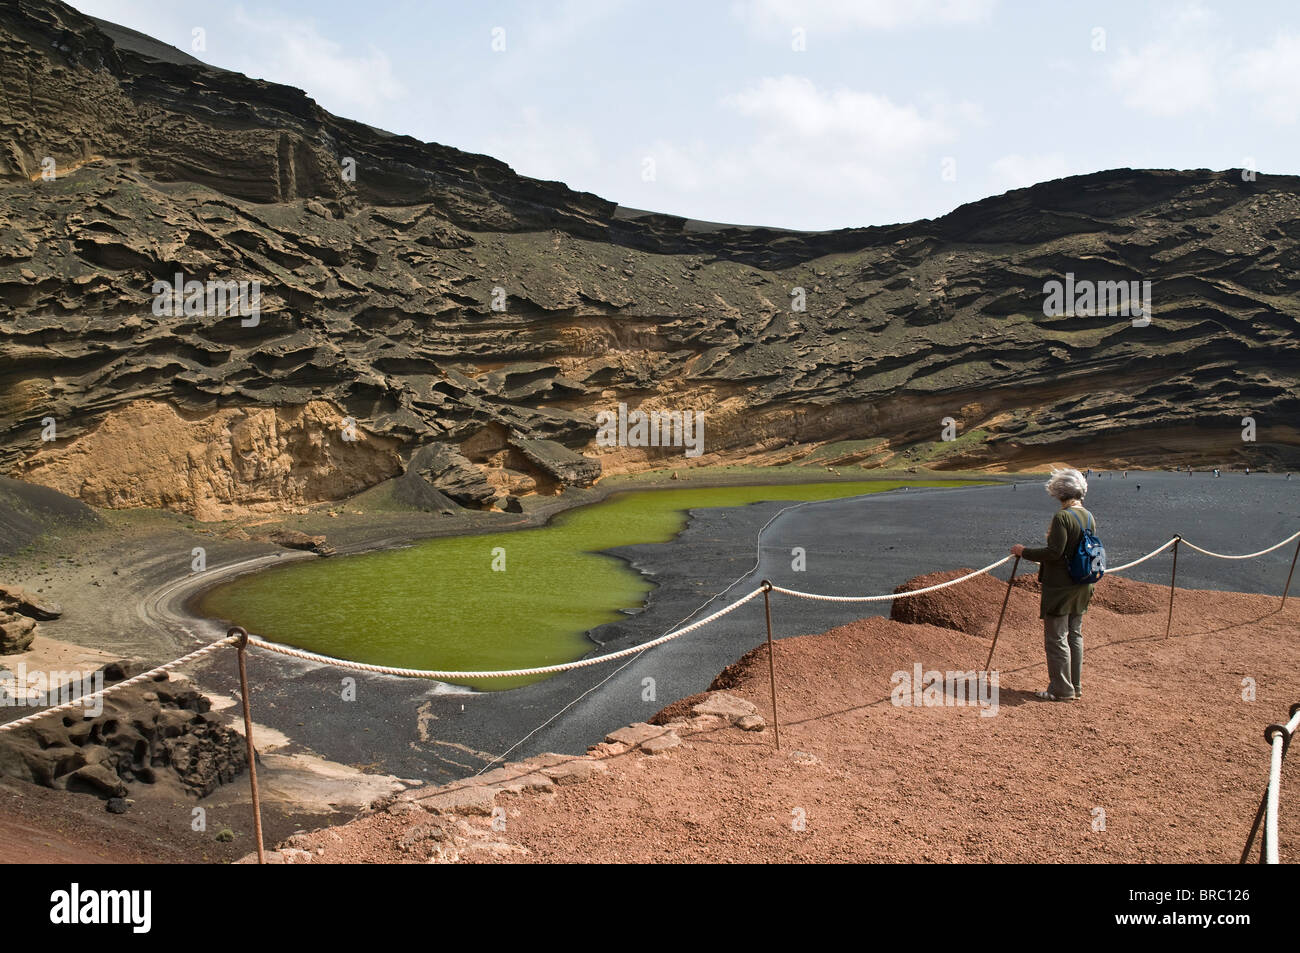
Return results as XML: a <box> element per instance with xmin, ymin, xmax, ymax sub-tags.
<box><xmin>1043</xmin><ymin>614</ymin><xmax>1083</xmax><ymax>697</ymax></box>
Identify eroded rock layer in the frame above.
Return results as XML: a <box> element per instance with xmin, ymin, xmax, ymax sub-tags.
<box><xmin>14</xmin><ymin>399</ymin><xmax>400</xmax><ymax>520</ymax></box>
<box><xmin>2</xmin><ymin>0</ymin><xmax>1299</xmax><ymax>519</ymax></box>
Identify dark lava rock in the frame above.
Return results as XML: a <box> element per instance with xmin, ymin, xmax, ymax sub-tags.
<box><xmin>0</xmin><ymin>672</ymin><xmax>248</xmax><ymax>799</ymax></box>
<box><xmin>267</xmin><ymin>530</ymin><xmax>335</xmax><ymax>557</ymax></box>
<box><xmin>508</xmin><ymin>436</ymin><xmax>601</xmax><ymax>487</ymax></box>
<box><xmin>406</xmin><ymin>444</ymin><xmax>497</xmax><ymax>509</ymax></box>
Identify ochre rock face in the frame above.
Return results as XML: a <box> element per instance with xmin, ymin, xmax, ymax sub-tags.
<box><xmin>16</xmin><ymin>400</ymin><xmax>401</xmax><ymax>521</ymax></box>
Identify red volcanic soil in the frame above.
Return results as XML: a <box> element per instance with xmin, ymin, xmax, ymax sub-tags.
<box><xmin>280</xmin><ymin>573</ymin><xmax>1299</xmax><ymax>863</ymax></box>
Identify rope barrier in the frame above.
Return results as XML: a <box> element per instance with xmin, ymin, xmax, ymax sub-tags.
<box><xmin>246</xmin><ymin>586</ymin><xmax>766</xmax><ymax>679</ymax></box>
<box><xmin>0</xmin><ymin>635</ymin><xmax>240</xmax><ymax>734</ymax></box>
<box><xmin>1107</xmin><ymin>537</ymin><xmax>1178</xmax><ymax>573</ymax></box>
<box><xmin>1180</xmin><ymin>529</ymin><xmax>1300</xmax><ymax>561</ymax></box>
<box><xmin>1</xmin><ymin>526</ymin><xmax>1293</xmax><ymax>722</ymax></box>
<box><xmin>1263</xmin><ymin>706</ymin><xmax>1300</xmax><ymax>864</ymax></box>
<box><xmin>771</xmin><ymin>555</ymin><xmax>1013</xmax><ymax>603</ymax></box>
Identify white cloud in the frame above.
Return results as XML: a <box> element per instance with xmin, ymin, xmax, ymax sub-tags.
<box><xmin>990</xmin><ymin>153</ymin><xmax>1071</xmax><ymax>192</ymax></box>
<box><xmin>732</xmin><ymin>0</ymin><xmax>996</xmax><ymax>31</ymax></box>
<box><xmin>629</xmin><ymin>76</ymin><xmax>979</xmax><ymax>227</ymax></box>
<box><xmin>721</xmin><ymin>75</ymin><xmax>967</xmax><ymax>156</ymax></box>
<box><xmin>227</xmin><ymin>8</ymin><xmax>406</xmax><ymax>114</ymax></box>
<box><xmin>1104</xmin><ymin>10</ymin><xmax>1300</xmax><ymax>128</ymax></box>
<box><xmin>1102</xmin><ymin>2</ymin><xmax>1221</xmax><ymax>118</ymax></box>
<box><xmin>1107</xmin><ymin>42</ymin><xmax>1219</xmax><ymax>117</ymax></box>
<box><xmin>1234</xmin><ymin>32</ymin><xmax>1300</xmax><ymax>124</ymax></box>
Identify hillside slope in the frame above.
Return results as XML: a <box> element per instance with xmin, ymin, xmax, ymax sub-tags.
<box><xmin>2</xmin><ymin>0</ymin><xmax>1299</xmax><ymax>517</ymax></box>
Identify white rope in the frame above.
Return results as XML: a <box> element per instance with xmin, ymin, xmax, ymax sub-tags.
<box><xmin>1263</xmin><ymin>706</ymin><xmax>1300</xmax><ymax>864</ymax></box>
<box><xmin>0</xmin><ymin>636</ymin><xmax>240</xmax><ymax>733</ymax></box>
<box><xmin>246</xmin><ymin>587</ymin><xmax>766</xmax><ymax>679</ymax></box>
<box><xmin>771</xmin><ymin>555</ymin><xmax>1013</xmax><ymax>603</ymax></box>
<box><xmin>1179</xmin><ymin>529</ymin><xmax>1300</xmax><ymax>561</ymax></box>
<box><xmin>1106</xmin><ymin>538</ymin><xmax>1178</xmax><ymax>574</ymax></box>
<box><xmin>1262</xmin><ymin>706</ymin><xmax>1300</xmax><ymax>865</ymax></box>
<box><xmin>1266</xmin><ymin>733</ymin><xmax>1284</xmax><ymax>864</ymax></box>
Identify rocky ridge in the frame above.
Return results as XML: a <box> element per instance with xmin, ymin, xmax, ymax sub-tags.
<box><xmin>3</xmin><ymin>0</ymin><xmax>1299</xmax><ymax>519</ymax></box>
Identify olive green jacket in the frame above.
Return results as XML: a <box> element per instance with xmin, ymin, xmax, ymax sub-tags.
<box><xmin>1021</xmin><ymin>505</ymin><xmax>1096</xmax><ymax>619</ymax></box>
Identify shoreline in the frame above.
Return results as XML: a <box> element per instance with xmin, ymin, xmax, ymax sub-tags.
<box><xmin>173</xmin><ymin>472</ymin><xmax>1004</xmax><ymax>682</ymax></box>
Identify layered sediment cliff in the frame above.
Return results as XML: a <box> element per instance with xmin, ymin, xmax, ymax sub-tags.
<box><xmin>2</xmin><ymin>0</ymin><xmax>1298</xmax><ymax>519</ymax></box>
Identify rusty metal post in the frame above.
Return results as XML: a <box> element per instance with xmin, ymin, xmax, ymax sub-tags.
<box><xmin>761</xmin><ymin>582</ymin><xmax>781</xmax><ymax>751</ymax></box>
<box><xmin>1165</xmin><ymin>537</ymin><xmax>1181</xmax><ymax>639</ymax></box>
<box><xmin>230</xmin><ymin>626</ymin><xmax>265</xmax><ymax>864</ymax></box>
<box><xmin>984</xmin><ymin>555</ymin><xmax>1021</xmax><ymax>673</ymax></box>
<box><xmin>1281</xmin><ymin>537</ymin><xmax>1300</xmax><ymax>608</ymax></box>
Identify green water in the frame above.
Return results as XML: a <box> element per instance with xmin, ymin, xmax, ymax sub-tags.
<box><xmin>198</xmin><ymin>481</ymin><xmax>968</xmax><ymax>689</ymax></box>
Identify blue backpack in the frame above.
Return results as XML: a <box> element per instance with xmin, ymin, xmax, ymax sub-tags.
<box><xmin>1066</xmin><ymin>508</ymin><xmax>1106</xmax><ymax>583</ymax></box>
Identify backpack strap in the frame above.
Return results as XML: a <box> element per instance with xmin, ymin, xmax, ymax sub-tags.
<box><xmin>1066</xmin><ymin>506</ymin><xmax>1093</xmax><ymax>533</ymax></box>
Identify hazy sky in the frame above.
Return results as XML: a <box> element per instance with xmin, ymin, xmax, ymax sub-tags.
<box><xmin>69</xmin><ymin>0</ymin><xmax>1300</xmax><ymax>230</ymax></box>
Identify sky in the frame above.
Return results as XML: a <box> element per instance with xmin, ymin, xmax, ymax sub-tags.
<box><xmin>68</xmin><ymin>0</ymin><xmax>1300</xmax><ymax>230</ymax></box>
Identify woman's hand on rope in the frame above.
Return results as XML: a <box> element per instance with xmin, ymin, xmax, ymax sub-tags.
<box><xmin>1010</xmin><ymin>544</ymin><xmax>1026</xmax><ymax>557</ymax></box>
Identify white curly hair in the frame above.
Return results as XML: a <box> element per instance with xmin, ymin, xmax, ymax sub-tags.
<box><xmin>1045</xmin><ymin>467</ymin><xmax>1088</xmax><ymax>501</ymax></box>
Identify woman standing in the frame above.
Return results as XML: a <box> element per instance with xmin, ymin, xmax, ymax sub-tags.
<box><xmin>1010</xmin><ymin>467</ymin><xmax>1096</xmax><ymax>702</ymax></box>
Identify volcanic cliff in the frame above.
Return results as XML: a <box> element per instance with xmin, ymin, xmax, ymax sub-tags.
<box><xmin>2</xmin><ymin>0</ymin><xmax>1299</xmax><ymax>518</ymax></box>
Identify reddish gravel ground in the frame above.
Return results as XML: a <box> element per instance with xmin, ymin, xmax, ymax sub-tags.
<box><xmin>296</xmin><ymin>573</ymin><xmax>1300</xmax><ymax>863</ymax></box>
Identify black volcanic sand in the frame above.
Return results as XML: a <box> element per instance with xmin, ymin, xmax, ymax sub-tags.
<box><xmin>188</xmin><ymin>471</ymin><xmax>1296</xmax><ymax>784</ymax></box>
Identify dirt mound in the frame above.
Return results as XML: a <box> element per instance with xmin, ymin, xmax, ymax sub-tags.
<box><xmin>650</xmin><ymin>692</ymin><xmax>712</xmax><ymax>726</ymax></box>
<box><xmin>890</xmin><ymin>567</ymin><xmax>1167</xmax><ymax>642</ymax></box>
<box><xmin>1012</xmin><ymin>572</ymin><xmax>1165</xmax><ymax>615</ymax></box>
<box><xmin>889</xmin><ymin>568</ymin><xmax>1039</xmax><ymax>638</ymax></box>
<box><xmin>0</xmin><ymin>476</ymin><xmax>99</xmax><ymax>557</ymax></box>
<box><xmin>0</xmin><ymin>668</ymin><xmax>247</xmax><ymax>800</ymax></box>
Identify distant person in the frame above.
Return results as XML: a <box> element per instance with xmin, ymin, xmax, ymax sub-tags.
<box><xmin>1010</xmin><ymin>468</ymin><xmax>1096</xmax><ymax>702</ymax></box>
<box><xmin>1246</xmin><ymin>467</ymin><xmax>1251</xmax><ymax>476</ymax></box>
<box><xmin>1214</xmin><ymin>468</ymin><xmax>1220</xmax><ymax>477</ymax></box>
<box><xmin>1123</xmin><ymin>470</ymin><xmax>1128</xmax><ymax>479</ymax></box>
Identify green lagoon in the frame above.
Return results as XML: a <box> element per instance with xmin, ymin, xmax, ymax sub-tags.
<box><xmin>197</xmin><ymin>480</ymin><xmax>969</xmax><ymax>689</ymax></box>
